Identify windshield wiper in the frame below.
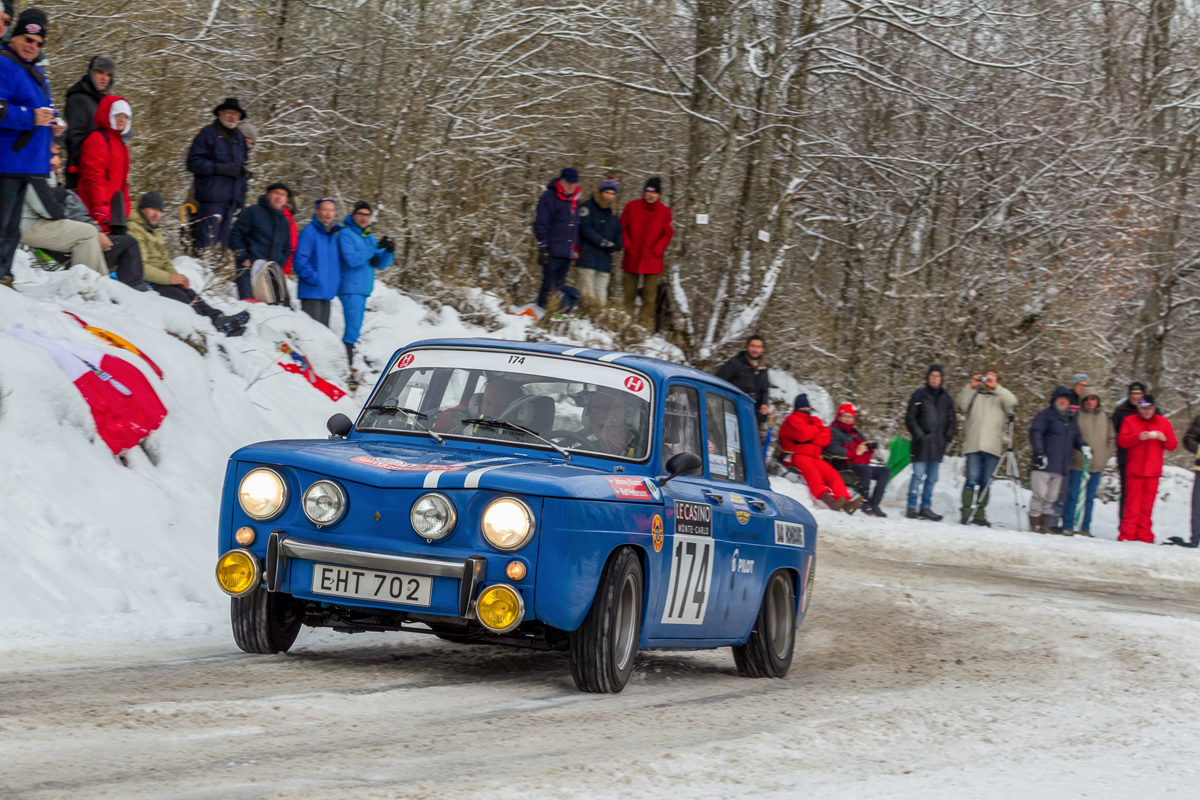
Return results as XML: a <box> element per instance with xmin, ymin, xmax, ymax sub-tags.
<box><xmin>461</xmin><ymin>418</ymin><xmax>570</xmax><ymax>461</ymax></box>
<box><xmin>363</xmin><ymin>405</ymin><xmax>444</xmax><ymax>445</ymax></box>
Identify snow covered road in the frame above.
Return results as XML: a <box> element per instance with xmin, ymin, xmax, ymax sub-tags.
<box><xmin>4</xmin><ymin>518</ymin><xmax>1200</xmax><ymax>799</ymax></box>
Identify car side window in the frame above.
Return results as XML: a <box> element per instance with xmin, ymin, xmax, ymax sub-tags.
<box><xmin>705</xmin><ymin>392</ymin><xmax>746</xmax><ymax>483</ymax></box>
<box><xmin>662</xmin><ymin>385</ymin><xmax>702</xmax><ymax>470</ymax></box>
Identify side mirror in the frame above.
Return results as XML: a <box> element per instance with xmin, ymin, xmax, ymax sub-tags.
<box><xmin>327</xmin><ymin>413</ymin><xmax>353</xmax><ymax>439</ymax></box>
<box><xmin>661</xmin><ymin>451</ymin><xmax>703</xmax><ymax>484</ymax></box>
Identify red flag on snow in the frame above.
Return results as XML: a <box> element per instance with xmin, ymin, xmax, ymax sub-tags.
<box><xmin>61</xmin><ymin>311</ymin><xmax>164</xmax><ymax>379</ymax></box>
<box><xmin>277</xmin><ymin>342</ymin><xmax>346</xmax><ymax>401</ymax></box>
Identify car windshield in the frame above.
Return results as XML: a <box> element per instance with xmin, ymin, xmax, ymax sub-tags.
<box><xmin>358</xmin><ymin>348</ymin><xmax>654</xmax><ymax>461</ymax></box>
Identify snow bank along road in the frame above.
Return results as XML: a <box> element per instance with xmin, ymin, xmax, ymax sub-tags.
<box><xmin>4</xmin><ymin>516</ymin><xmax>1200</xmax><ymax>800</ymax></box>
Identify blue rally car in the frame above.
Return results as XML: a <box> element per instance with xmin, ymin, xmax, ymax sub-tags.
<box><xmin>214</xmin><ymin>339</ymin><xmax>818</xmax><ymax>693</ymax></box>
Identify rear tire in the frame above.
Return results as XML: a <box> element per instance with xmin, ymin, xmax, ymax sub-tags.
<box><xmin>733</xmin><ymin>571</ymin><xmax>796</xmax><ymax>678</ymax></box>
<box><xmin>231</xmin><ymin>589</ymin><xmax>303</xmax><ymax>654</ymax></box>
<box><xmin>569</xmin><ymin>547</ymin><xmax>643</xmax><ymax>693</ymax></box>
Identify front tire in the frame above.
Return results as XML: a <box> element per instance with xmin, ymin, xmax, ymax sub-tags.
<box><xmin>231</xmin><ymin>588</ymin><xmax>303</xmax><ymax>654</ymax></box>
<box><xmin>733</xmin><ymin>571</ymin><xmax>796</xmax><ymax>678</ymax></box>
<box><xmin>570</xmin><ymin>547</ymin><xmax>643</xmax><ymax>693</ymax></box>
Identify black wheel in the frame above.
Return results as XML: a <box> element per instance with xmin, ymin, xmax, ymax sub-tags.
<box><xmin>733</xmin><ymin>571</ymin><xmax>796</xmax><ymax>678</ymax></box>
<box><xmin>570</xmin><ymin>547</ymin><xmax>643</xmax><ymax>693</ymax></box>
<box><xmin>231</xmin><ymin>589</ymin><xmax>303</xmax><ymax>654</ymax></box>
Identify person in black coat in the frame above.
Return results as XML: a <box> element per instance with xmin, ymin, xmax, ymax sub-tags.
<box><xmin>229</xmin><ymin>183</ymin><xmax>293</xmax><ymax>300</ymax></box>
<box><xmin>904</xmin><ymin>364</ymin><xmax>956</xmax><ymax>520</ymax></box>
<box><xmin>576</xmin><ymin>177</ymin><xmax>622</xmax><ymax>308</ymax></box>
<box><xmin>715</xmin><ymin>335</ymin><xmax>770</xmax><ymax>424</ymax></box>
<box><xmin>1168</xmin><ymin>414</ymin><xmax>1200</xmax><ymax>547</ymax></box>
<box><xmin>186</xmin><ymin>98</ymin><xmax>250</xmax><ymax>252</ymax></box>
<box><xmin>63</xmin><ymin>56</ymin><xmax>114</xmax><ymax>190</ymax></box>
<box><xmin>1111</xmin><ymin>381</ymin><xmax>1145</xmax><ymax>518</ymax></box>
<box><xmin>1028</xmin><ymin>386</ymin><xmax>1088</xmax><ymax>533</ymax></box>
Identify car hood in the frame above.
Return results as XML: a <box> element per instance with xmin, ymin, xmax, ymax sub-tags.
<box><xmin>231</xmin><ymin>438</ymin><xmax>663</xmax><ymax>503</ymax></box>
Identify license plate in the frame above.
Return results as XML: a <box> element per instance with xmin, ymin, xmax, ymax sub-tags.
<box><xmin>311</xmin><ymin>563</ymin><xmax>433</xmax><ymax>607</ymax></box>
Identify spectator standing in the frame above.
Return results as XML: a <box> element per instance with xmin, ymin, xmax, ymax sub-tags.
<box><xmin>128</xmin><ymin>191</ymin><xmax>247</xmax><ymax>335</ymax></box>
<box><xmin>281</xmin><ymin>193</ymin><xmax>298</xmax><ymax>275</ymax></box>
<box><xmin>1112</xmin><ymin>381</ymin><xmax>1146</xmax><ymax>517</ymax></box>
<box><xmin>1174</xmin><ymin>414</ymin><xmax>1200</xmax><ymax>548</ymax></box>
<box><xmin>825</xmin><ymin>403</ymin><xmax>890</xmax><ymax>517</ymax></box>
<box><xmin>0</xmin><ymin>1</ymin><xmax>10</xmax><ymax>37</ymax></box>
<box><xmin>955</xmin><ymin>367</ymin><xmax>1017</xmax><ymax>526</ymax></box>
<box><xmin>619</xmin><ymin>176</ymin><xmax>674</xmax><ymax>328</ymax></box>
<box><xmin>338</xmin><ymin>201</ymin><xmax>394</xmax><ymax>376</ymax></box>
<box><xmin>0</xmin><ymin>10</ymin><xmax>57</xmax><ymax>291</ymax></box>
<box><xmin>1115</xmin><ymin>395</ymin><xmax>1176</xmax><ymax>543</ymax></box>
<box><xmin>1068</xmin><ymin>373</ymin><xmax>1090</xmax><ymax>407</ymax></box>
<box><xmin>532</xmin><ymin>167</ymin><xmax>582</xmax><ymax>311</ymax></box>
<box><xmin>576</xmin><ymin>176</ymin><xmax>621</xmax><ymax>308</ymax></box>
<box><xmin>715</xmin><ymin>335</ymin><xmax>771</xmax><ymax>426</ymax></box>
<box><xmin>229</xmin><ymin>182</ymin><xmax>293</xmax><ymax>300</ymax></box>
<box><xmin>1028</xmin><ymin>386</ymin><xmax>1087</xmax><ymax>534</ymax></box>
<box><xmin>293</xmin><ymin>198</ymin><xmax>342</xmax><ymax>327</ymax></box>
<box><xmin>1065</xmin><ymin>392</ymin><xmax>1115</xmax><ymax>536</ymax></box>
<box><xmin>904</xmin><ymin>365</ymin><xmax>955</xmax><ymax>520</ymax></box>
<box><xmin>76</xmin><ymin>95</ymin><xmax>131</xmax><ymax>233</ymax></box>
<box><xmin>186</xmin><ymin>97</ymin><xmax>249</xmax><ymax>252</ymax></box>
<box><xmin>238</xmin><ymin>121</ymin><xmax>258</xmax><ymax>150</ymax></box>
<box><xmin>779</xmin><ymin>394</ymin><xmax>861</xmax><ymax>513</ymax></box>
<box><xmin>63</xmin><ymin>56</ymin><xmax>114</xmax><ymax>190</ymax></box>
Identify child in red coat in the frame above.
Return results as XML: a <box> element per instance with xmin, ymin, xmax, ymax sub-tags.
<box><xmin>779</xmin><ymin>394</ymin><xmax>862</xmax><ymax>513</ymax></box>
<box><xmin>77</xmin><ymin>96</ymin><xmax>131</xmax><ymax>233</ymax></box>
<box><xmin>1115</xmin><ymin>394</ymin><xmax>1177</xmax><ymax>543</ymax></box>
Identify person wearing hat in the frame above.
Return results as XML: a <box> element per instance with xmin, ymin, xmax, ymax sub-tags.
<box><xmin>1065</xmin><ymin>391</ymin><xmax>1115</xmax><ymax>536</ymax></box>
<box><xmin>619</xmin><ymin>176</ymin><xmax>674</xmax><ymax>328</ymax></box>
<box><xmin>0</xmin><ymin>8</ymin><xmax>57</xmax><ymax>290</ymax></box>
<box><xmin>1171</xmin><ymin>411</ymin><xmax>1200</xmax><ymax>547</ymax></box>
<box><xmin>338</xmin><ymin>200</ymin><xmax>394</xmax><ymax>378</ymax></box>
<box><xmin>63</xmin><ymin>56</ymin><xmax>115</xmax><ymax>190</ymax></box>
<box><xmin>185</xmin><ymin>97</ymin><xmax>250</xmax><ymax>252</ymax></box>
<box><xmin>904</xmin><ymin>365</ymin><xmax>956</xmax><ymax>520</ymax></box>
<box><xmin>779</xmin><ymin>394</ymin><xmax>862</xmax><ymax>513</ymax></box>
<box><xmin>955</xmin><ymin>366</ymin><xmax>1017</xmax><ymax>526</ymax></box>
<box><xmin>1115</xmin><ymin>394</ymin><xmax>1177</xmax><ymax>543</ymax></box>
<box><xmin>532</xmin><ymin>167</ymin><xmax>583</xmax><ymax>311</ymax></box>
<box><xmin>1112</xmin><ymin>381</ymin><xmax>1146</xmax><ymax>517</ymax></box>
<box><xmin>1028</xmin><ymin>387</ymin><xmax>1088</xmax><ymax>534</ymax></box>
<box><xmin>293</xmin><ymin>197</ymin><xmax>343</xmax><ymax>327</ymax></box>
<box><xmin>229</xmin><ymin>182</ymin><xmax>293</xmax><ymax>299</ymax></box>
<box><xmin>76</xmin><ymin>95</ymin><xmax>132</xmax><ymax>234</ymax></box>
<box><xmin>576</xmin><ymin>175</ymin><xmax>622</xmax><ymax>309</ymax></box>
<box><xmin>824</xmin><ymin>403</ymin><xmax>889</xmax><ymax>517</ymax></box>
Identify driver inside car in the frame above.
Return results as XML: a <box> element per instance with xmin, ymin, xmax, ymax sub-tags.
<box><xmin>450</xmin><ymin>378</ymin><xmax>526</xmax><ymax>438</ymax></box>
<box><xmin>584</xmin><ymin>388</ymin><xmax>636</xmax><ymax>455</ymax></box>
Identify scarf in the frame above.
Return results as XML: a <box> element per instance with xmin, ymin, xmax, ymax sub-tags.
<box><xmin>556</xmin><ymin>180</ymin><xmax>582</xmax><ymax>257</ymax></box>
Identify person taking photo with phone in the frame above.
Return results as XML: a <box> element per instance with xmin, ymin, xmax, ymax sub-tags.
<box><xmin>956</xmin><ymin>367</ymin><xmax>1017</xmax><ymax>526</ymax></box>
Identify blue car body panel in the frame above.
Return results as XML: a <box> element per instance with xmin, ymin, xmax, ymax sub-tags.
<box><xmin>217</xmin><ymin>338</ymin><xmax>818</xmax><ymax>648</ymax></box>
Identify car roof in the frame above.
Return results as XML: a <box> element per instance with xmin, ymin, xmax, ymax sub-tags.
<box><xmin>399</xmin><ymin>337</ymin><xmax>750</xmax><ymax>400</ymax></box>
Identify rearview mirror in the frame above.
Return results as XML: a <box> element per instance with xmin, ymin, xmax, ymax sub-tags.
<box><xmin>660</xmin><ymin>451</ymin><xmax>703</xmax><ymax>484</ymax></box>
<box><xmin>327</xmin><ymin>413</ymin><xmax>353</xmax><ymax>439</ymax></box>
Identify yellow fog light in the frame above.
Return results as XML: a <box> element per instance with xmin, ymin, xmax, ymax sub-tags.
<box><xmin>505</xmin><ymin>560</ymin><xmax>527</xmax><ymax>581</ymax></box>
<box><xmin>475</xmin><ymin>584</ymin><xmax>524</xmax><ymax>633</ymax></box>
<box><xmin>215</xmin><ymin>549</ymin><xmax>261</xmax><ymax>597</ymax></box>
<box><xmin>234</xmin><ymin>526</ymin><xmax>256</xmax><ymax>546</ymax></box>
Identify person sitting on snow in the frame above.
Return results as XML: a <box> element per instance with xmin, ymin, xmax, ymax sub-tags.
<box><xmin>779</xmin><ymin>394</ymin><xmax>863</xmax><ymax>514</ymax></box>
<box><xmin>824</xmin><ymin>403</ymin><xmax>889</xmax><ymax>517</ymax></box>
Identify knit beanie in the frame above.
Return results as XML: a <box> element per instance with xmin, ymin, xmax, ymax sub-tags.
<box><xmin>1071</xmin><ymin>373</ymin><xmax>1090</xmax><ymax>386</ymax></box>
<box><xmin>13</xmin><ymin>9</ymin><xmax>48</xmax><ymax>40</ymax></box>
<box><xmin>927</xmin><ymin>364</ymin><xmax>943</xmax><ymax>379</ymax></box>
<box><xmin>794</xmin><ymin>393</ymin><xmax>811</xmax><ymax>411</ymax></box>
<box><xmin>599</xmin><ymin>176</ymin><xmax>619</xmax><ymax>193</ymax></box>
<box><xmin>1129</xmin><ymin>381</ymin><xmax>1146</xmax><ymax>393</ymax></box>
<box><xmin>644</xmin><ymin>176</ymin><xmax>662</xmax><ymax>193</ymax></box>
<box><xmin>836</xmin><ymin>403</ymin><xmax>857</xmax><ymax>417</ymax></box>
<box><xmin>559</xmin><ymin>167</ymin><xmax>579</xmax><ymax>183</ymax></box>
<box><xmin>353</xmin><ymin>201</ymin><xmax>372</xmax><ymax>214</ymax></box>
<box><xmin>138</xmin><ymin>191</ymin><xmax>164</xmax><ymax>211</ymax></box>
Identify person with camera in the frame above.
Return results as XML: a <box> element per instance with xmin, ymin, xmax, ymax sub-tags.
<box><xmin>904</xmin><ymin>364</ymin><xmax>956</xmax><ymax>520</ymax></box>
<box><xmin>186</xmin><ymin>97</ymin><xmax>250</xmax><ymax>253</ymax></box>
<box><xmin>1028</xmin><ymin>386</ymin><xmax>1088</xmax><ymax>534</ymax></box>
<box><xmin>955</xmin><ymin>367</ymin><xmax>1017</xmax><ymax>526</ymax></box>
<box><xmin>824</xmin><ymin>403</ymin><xmax>890</xmax><ymax>517</ymax></box>
<box><xmin>780</xmin><ymin>394</ymin><xmax>862</xmax><ymax>514</ymax></box>
<box><xmin>1116</xmin><ymin>394</ymin><xmax>1176</xmax><ymax>543</ymax></box>
<box><xmin>338</xmin><ymin>200</ymin><xmax>394</xmax><ymax>378</ymax></box>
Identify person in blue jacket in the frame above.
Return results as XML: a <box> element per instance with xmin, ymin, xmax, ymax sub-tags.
<box><xmin>576</xmin><ymin>176</ymin><xmax>622</xmax><ymax>309</ymax></box>
<box><xmin>293</xmin><ymin>198</ymin><xmax>342</xmax><ymax>327</ymax></box>
<box><xmin>0</xmin><ymin>9</ymin><xmax>57</xmax><ymax>290</ymax></box>
<box><xmin>229</xmin><ymin>182</ymin><xmax>293</xmax><ymax>299</ymax></box>
<box><xmin>532</xmin><ymin>167</ymin><xmax>582</xmax><ymax>310</ymax></box>
<box><xmin>338</xmin><ymin>201</ymin><xmax>394</xmax><ymax>371</ymax></box>
<box><xmin>185</xmin><ymin>97</ymin><xmax>249</xmax><ymax>253</ymax></box>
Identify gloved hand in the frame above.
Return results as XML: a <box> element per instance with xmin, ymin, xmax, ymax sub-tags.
<box><xmin>537</xmin><ymin>243</ymin><xmax>550</xmax><ymax>266</ymax></box>
<box><xmin>1081</xmin><ymin>445</ymin><xmax>1093</xmax><ymax>461</ymax></box>
<box><xmin>370</xmin><ymin>254</ymin><xmax>380</xmax><ymax>268</ymax></box>
<box><xmin>599</xmin><ymin>239</ymin><xmax>615</xmax><ymax>252</ymax></box>
<box><xmin>215</xmin><ymin>162</ymin><xmax>241</xmax><ymax>177</ymax></box>
<box><xmin>379</xmin><ymin>236</ymin><xmax>395</xmax><ymax>254</ymax></box>
<box><xmin>240</xmin><ymin>165</ymin><xmax>254</xmax><ymax>180</ymax></box>
<box><xmin>1032</xmin><ymin>453</ymin><xmax>1048</xmax><ymax>470</ymax></box>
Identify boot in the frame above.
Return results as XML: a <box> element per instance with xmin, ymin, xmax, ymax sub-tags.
<box><xmin>1077</xmin><ymin>530</ymin><xmax>1092</xmax><ymax>538</ymax></box>
<box><xmin>870</xmin><ymin>502</ymin><xmax>888</xmax><ymax>518</ymax></box>
<box><xmin>1029</xmin><ymin>513</ymin><xmax>1049</xmax><ymax>533</ymax></box>
<box><xmin>0</xmin><ymin>274</ymin><xmax>14</xmax><ymax>290</ymax></box>
<box><xmin>213</xmin><ymin>315</ymin><xmax>246</xmax><ymax>337</ymax></box>
<box><xmin>971</xmin><ymin>518</ymin><xmax>992</xmax><ymax>527</ymax></box>
<box><xmin>1061</xmin><ymin>529</ymin><xmax>1076</xmax><ymax>537</ymax></box>
<box><xmin>344</xmin><ymin>341</ymin><xmax>355</xmax><ymax>367</ymax></box>
<box><xmin>919</xmin><ymin>508</ymin><xmax>943</xmax><ymax>522</ymax></box>
<box><xmin>818</xmin><ymin>491</ymin><xmax>845</xmax><ymax>511</ymax></box>
<box><xmin>844</xmin><ymin>495</ymin><xmax>865</xmax><ymax>515</ymax></box>
<box><xmin>961</xmin><ymin>488</ymin><xmax>976</xmax><ymax>525</ymax></box>
<box><xmin>906</xmin><ymin>507</ymin><xmax>919</xmax><ymax>519</ymax></box>
<box><xmin>231</xmin><ymin>310</ymin><xmax>251</xmax><ymax>326</ymax></box>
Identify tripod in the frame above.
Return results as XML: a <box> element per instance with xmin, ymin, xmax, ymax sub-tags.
<box><xmin>966</xmin><ymin>415</ymin><xmax>1026</xmax><ymax>531</ymax></box>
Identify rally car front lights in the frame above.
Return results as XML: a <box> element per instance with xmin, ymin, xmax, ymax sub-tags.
<box><xmin>303</xmin><ymin>480</ymin><xmax>347</xmax><ymax>527</ymax></box>
<box><xmin>476</xmin><ymin>584</ymin><xmax>524</xmax><ymax>633</ymax></box>
<box><xmin>481</xmin><ymin>497</ymin><xmax>534</xmax><ymax>551</ymax></box>
<box><xmin>411</xmin><ymin>493</ymin><xmax>457</xmax><ymax>541</ymax></box>
<box><xmin>215</xmin><ymin>549</ymin><xmax>261</xmax><ymax>597</ymax></box>
<box><xmin>239</xmin><ymin>467</ymin><xmax>287</xmax><ymax>521</ymax></box>
<box><xmin>234</xmin><ymin>526</ymin><xmax>256</xmax><ymax>546</ymax></box>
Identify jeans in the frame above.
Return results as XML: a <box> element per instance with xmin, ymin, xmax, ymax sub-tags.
<box><xmin>849</xmin><ymin>463</ymin><xmax>890</xmax><ymax>505</ymax></box>
<box><xmin>0</xmin><ymin>177</ymin><xmax>29</xmax><ymax>281</ymax></box>
<box><xmin>1077</xmin><ymin>471</ymin><xmax>1102</xmax><ymax>532</ymax></box>
<box><xmin>537</xmin><ymin>257</ymin><xmax>572</xmax><ymax>309</ymax></box>
<box><xmin>964</xmin><ymin>451</ymin><xmax>1000</xmax><ymax>492</ymax></box>
<box><xmin>907</xmin><ymin>461</ymin><xmax>939</xmax><ymax>510</ymax></box>
<box><xmin>193</xmin><ymin>201</ymin><xmax>236</xmax><ymax>253</ymax></box>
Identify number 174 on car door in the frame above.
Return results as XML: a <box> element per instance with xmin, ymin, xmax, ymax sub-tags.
<box><xmin>661</xmin><ymin>534</ymin><xmax>715</xmax><ymax>624</ymax></box>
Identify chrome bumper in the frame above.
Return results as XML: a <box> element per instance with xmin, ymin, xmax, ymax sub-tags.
<box><xmin>265</xmin><ymin>531</ymin><xmax>487</xmax><ymax>619</ymax></box>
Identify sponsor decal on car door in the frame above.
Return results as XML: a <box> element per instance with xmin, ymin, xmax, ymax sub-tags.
<box><xmin>661</xmin><ymin>500</ymin><xmax>715</xmax><ymax>625</ymax></box>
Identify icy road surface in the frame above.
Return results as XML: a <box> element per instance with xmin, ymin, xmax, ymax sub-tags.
<box><xmin>4</xmin><ymin>521</ymin><xmax>1200</xmax><ymax>799</ymax></box>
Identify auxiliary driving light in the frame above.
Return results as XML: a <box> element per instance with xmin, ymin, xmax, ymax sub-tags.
<box><xmin>480</xmin><ymin>497</ymin><xmax>534</xmax><ymax>551</ymax></box>
<box><xmin>475</xmin><ymin>584</ymin><xmax>524</xmax><ymax>633</ymax></box>
<box><xmin>215</xmin><ymin>549</ymin><xmax>261</xmax><ymax>597</ymax></box>
<box><xmin>238</xmin><ymin>467</ymin><xmax>287</xmax><ymax>521</ymax></box>
<box><xmin>234</xmin><ymin>526</ymin><xmax>256</xmax><ymax>546</ymax></box>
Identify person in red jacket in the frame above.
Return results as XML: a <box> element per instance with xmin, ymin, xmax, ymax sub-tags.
<box><xmin>77</xmin><ymin>95</ymin><xmax>131</xmax><ymax>233</ymax></box>
<box><xmin>619</xmin><ymin>176</ymin><xmax>673</xmax><ymax>328</ymax></box>
<box><xmin>825</xmin><ymin>403</ymin><xmax>890</xmax><ymax>517</ymax></box>
<box><xmin>779</xmin><ymin>394</ymin><xmax>862</xmax><ymax>513</ymax></box>
<box><xmin>1116</xmin><ymin>394</ymin><xmax>1177</xmax><ymax>543</ymax></box>
<box><xmin>281</xmin><ymin>196</ymin><xmax>298</xmax><ymax>275</ymax></box>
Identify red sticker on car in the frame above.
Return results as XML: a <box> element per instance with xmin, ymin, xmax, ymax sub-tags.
<box><xmin>606</xmin><ymin>476</ymin><xmax>654</xmax><ymax>500</ymax></box>
<box><xmin>623</xmin><ymin>375</ymin><xmax>645</xmax><ymax>392</ymax></box>
<box><xmin>396</xmin><ymin>353</ymin><xmax>415</xmax><ymax>369</ymax></box>
<box><xmin>351</xmin><ymin>456</ymin><xmax>462</xmax><ymax>472</ymax></box>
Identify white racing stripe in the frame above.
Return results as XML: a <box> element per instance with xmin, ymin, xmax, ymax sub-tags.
<box><xmin>465</xmin><ymin>463</ymin><xmax>519</xmax><ymax>489</ymax></box>
<box><xmin>597</xmin><ymin>352</ymin><xmax>632</xmax><ymax>362</ymax></box>
<box><xmin>423</xmin><ymin>470</ymin><xmax>443</xmax><ymax>488</ymax></box>
<box><xmin>561</xmin><ymin>347</ymin><xmax>589</xmax><ymax>356</ymax></box>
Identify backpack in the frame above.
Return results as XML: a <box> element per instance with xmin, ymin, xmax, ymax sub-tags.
<box><xmin>250</xmin><ymin>260</ymin><xmax>291</xmax><ymax>306</ymax></box>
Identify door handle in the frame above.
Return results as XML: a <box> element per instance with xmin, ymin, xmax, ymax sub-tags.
<box><xmin>748</xmin><ymin>499</ymin><xmax>767</xmax><ymax>512</ymax></box>
<box><xmin>703</xmin><ymin>491</ymin><xmax>724</xmax><ymax>505</ymax></box>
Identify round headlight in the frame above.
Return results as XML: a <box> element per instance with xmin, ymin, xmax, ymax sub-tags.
<box><xmin>481</xmin><ymin>497</ymin><xmax>534</xmax><ymax>551</ymax></box>
<box><xmin>476</xmin><ymin>584</ymin><xmax>525</xmax><ymax>633</ymax></box>
<box><xmin>303</xmin><ymin>480</ymin><xmax>346</xmax><ymax>527</ymax></box>
<box><xmin>239</xmin><ymin>468</ymin><xmax>287</xmax><ymax>521</ymax></box>
<box><xmin>215</xmin><ymin>549</ymin><xmax>260</xmax><ymax>597</ymax></box>
<box><xmin>411</xmin><ymin>493</ymin><xmax>457</xmax><ymax>541</ymax></box>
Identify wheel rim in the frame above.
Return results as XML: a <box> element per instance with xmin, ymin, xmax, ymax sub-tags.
<box><xmin>613</xmin><ymin>571</ymin><xmax>639</xmax><ymax>671</ymax></box>
<box><xmin>766</xmin><ymin>574</ymin><xmax>794</xmax><ymax>661</ymax></box>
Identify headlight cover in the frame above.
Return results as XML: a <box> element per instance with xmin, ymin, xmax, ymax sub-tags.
<box><xmin>215</xmin><ymin>549</ymin><xmax>261</xmax><ymax>597</ymax></box>
<box><xmin>411</xmin><ymin>492</ymin><xmax>457</xmax><ymax>541</ymax></box>
<box><xmin>476</xmin><ymin>584</ymin><xmax>525</xmax><ymax>633</ymax></box>
<box><xmin>303</xmin><ymin>480</ymin><xmax>347</xmax><ymax>527</ymax></box>
<box><xmin>238</xmin><ymin>467</ymin><xmax>287</xmax><ymax>520</ymax></box>
<box><xmin>481</xmin><ymin>497</ymin><xmax>534</xmax><ymax>551</ymax></box>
